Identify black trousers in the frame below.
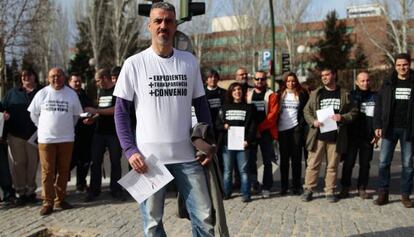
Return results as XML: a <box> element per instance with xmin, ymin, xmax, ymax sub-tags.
<box><xmin>279</xmin><ymin>126</ymin><xmax>303</xmax><ymax>191</ymax></box>
<box><xmin>341</xmin><ymin>136</ymin><xmax>373</xmax><ymax>189</ymax></box>
<box><xmin>70</xmin><ymin>130</ymin><xmax>94</xmax><ymax>189</ymax></box>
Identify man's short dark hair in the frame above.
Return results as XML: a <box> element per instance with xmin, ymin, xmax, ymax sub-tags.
<box><xmin>394</xmin><ymin>53</ymin><xmax>411</xmax><ymax>65</ymax></box>
<box><xmin>151</xmin><ymin>2</ymin><xmax>175</xmax><ymax>14</ymax></box>
<box><xmin>320</xmin><ymin>67</ymin><xmax>336</xmax><ymax>75</ymax></box>
<box><xmin>111</xmin><ymin>66</ymin><xmax>122</xmax><ymax>77</ymax></box>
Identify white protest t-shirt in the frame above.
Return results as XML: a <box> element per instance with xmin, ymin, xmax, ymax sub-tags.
<box><xmin>28</xmin><ymin>85</ymin><xmax>83</xmax><ymax>144</ymax></box>
<box><xmin>278</xmin><ymin>92</ymin><xmax>299</xmax><ymax>131</ymax></box>
<box><xmin>114</xmin><ymin>47</ymin><xmax>205</xmax><ymax>164</ymax></box>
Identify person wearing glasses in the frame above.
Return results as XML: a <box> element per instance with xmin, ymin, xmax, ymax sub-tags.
<box><xmin>246</xmin><ymin>70</ymin><xmax>279</xmax><ymax>198</ymax></box>
<box><xmin>277</xmin><ymin>72</ymin><xmax>309</xmax><ymax>195</ymax></box>
<box><xmin>235</xmin><ymin>67</ymin><xmax>252</xmax><ymax>96</ymax></box>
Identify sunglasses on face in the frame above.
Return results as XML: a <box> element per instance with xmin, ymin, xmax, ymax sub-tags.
<box><xmin>254</xmin><ymin>78</ymin><xmax>266</xmax><ymax>81</ymax></box>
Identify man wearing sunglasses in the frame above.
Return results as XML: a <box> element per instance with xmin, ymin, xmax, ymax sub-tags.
<box><xmin>246</xmin><ymin>70</ymin><xmax>279</xmax><ymax>198</ymax></box>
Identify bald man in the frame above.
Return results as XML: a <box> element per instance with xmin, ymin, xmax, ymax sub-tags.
<box><xmin>339</xmin><ymin>72</ymin><xmax>378</xmax><ymax>200</ymax></box>
<box><xmin>28</xmin><ymin>68</ymin><xmax>83</xmax><ymax>215</ymax></box>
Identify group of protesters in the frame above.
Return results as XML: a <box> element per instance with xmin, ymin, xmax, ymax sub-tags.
<box><xmin>206</xmin><ymin>53</ymin><xmax>414</xmax><ymax>207</ymax></box>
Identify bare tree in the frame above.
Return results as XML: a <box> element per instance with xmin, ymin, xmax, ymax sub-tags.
<box><xmin>0</xmin><ymin>0</ymin><xmax>45</xmax><ymax>96</ymax></box>
<box><xmin>356</xmin><ymin>0</ymin><xmax>414</xmax><ymax>63</ymax></box>
<box><xmin>222</xmin><ymin>0</ymin><xmax>270</xmax><ymax>72</ymax></box>
<box><xmin>76</xmin><ymin>0</ymin><xmax>111</xmax><ymax>69</ymax></box>
<box><xmin>274</xmin><ymin>0</ymin><xmax>311</xmax><ymax>72</ymax></box>
<box><xmin>108</xmin><ymin>0</ymin><xmax>144</xmax><ymax>66</ymax></box>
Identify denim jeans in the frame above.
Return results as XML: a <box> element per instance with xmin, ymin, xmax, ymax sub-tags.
<box><xmin>140</xmin><ymin>161</ymin><xmax>214</xmax><ymax>237</ymax></box>
<box><xmin>89</xmin><ymin>134</ymin><xmax>122</xmax><ymax>194</ymax></box>
<box><xmin>378</xmin><ymin>128</ymin><xmax>413</xmax><ymax>195</ymax></box>
<box><xmin>248</xmin><ymin>132</ymin><xmax>275</xmax><ymax>190</ymax></box>
<box><xmin>223</xmin><ymin>146</ymin><xmax>250</xmax><ymax>199</ymax></box>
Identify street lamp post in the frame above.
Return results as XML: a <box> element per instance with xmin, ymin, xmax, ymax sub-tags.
<box><xmin>269</xmin><ymin>0</ymin><xmax>276</xmax><ymax>91</ymax></box>
<box><xmin>297</xmin><ymin>45</ymin><xmax>306</xmax><ymax>82</ymax></box>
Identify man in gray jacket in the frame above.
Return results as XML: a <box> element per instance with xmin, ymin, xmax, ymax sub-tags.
<box><xmin>301</xmin><ymin>68</ymin><xmax>357</xmax><ymax>203</ymax></box>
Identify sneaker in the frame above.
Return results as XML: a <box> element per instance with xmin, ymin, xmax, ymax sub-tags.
<box><xmin>401</xmin><ymin>195</ymin><xmax>413</xmax><ymax>208</ymax></box>
<box><xmin>301</xmin><ymin>190</ymin><xmax>313</xmax><ymax>202</ymax></box>
<box><xmin>2</xmin><ymin>196</ymin><xmax>16</xmax><ymax>207</ymax></box>
<box><xmin>40</xmin><ymin>205</ymin><xmax>53</xmax><ymax>216</ymax></box>
<box><xmin>326</xmin><ymin>194</ymin><xmax>338</xmax><ymax>203</ymax></box>
<box><xmin>54</xmin><ymin>201</ymin><xmax>73</xmax><ymax>210</ymax></box>
<box><xmin>262</xmin><ymin>190</ymin><xmax>271</xmax><ymax>199</ymax></box>
<box><xmin>76</xmin><ymin>185</ymin><xmax>87</xmax><ymax>193</ymax></box>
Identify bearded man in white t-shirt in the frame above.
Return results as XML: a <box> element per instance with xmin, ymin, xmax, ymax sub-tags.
<box><xmin>28</xmin><ymin>68</ymin><xmax>83</xmax><ymax>216</ymax></box>
<box><xmin>113</xmin><ymin>2</ymin><xmax>215</xmax><ymax>237</ymax></box>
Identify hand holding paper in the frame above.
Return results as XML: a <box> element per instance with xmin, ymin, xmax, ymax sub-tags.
<box><xmin>316</xmin><ymin>107</ymin><xmax>338</xmax><ymax>133</ymax></box>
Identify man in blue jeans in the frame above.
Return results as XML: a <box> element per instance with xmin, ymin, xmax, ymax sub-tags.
<box><xmin>374</xmin><ymin>53</ymin><xmax>414</xmax><ymax>208</ymax></box>
<box><xmin>113</xmin><ymin>2</ymin><xmax>215</xmax><ymax>236</ymax></box>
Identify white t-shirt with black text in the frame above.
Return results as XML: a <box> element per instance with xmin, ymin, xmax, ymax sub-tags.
<box><xmin>28</xmin><ymin>85</ymin><xmax>83</xmax><ymax>144</ymax></box>
<box><xmin>114</xmin><ymin>47</ymin><xmax>205</xmax><ymax>164</ymax></box>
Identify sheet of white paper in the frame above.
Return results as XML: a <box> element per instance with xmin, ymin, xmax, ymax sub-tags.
<box><xmin>27</xmin><ymin>131</ymin><xmax>38</xmax><ymax>147</ymax></box>
<box><xmin>191</xmin><ymin>106</ymin><xmax>198</xmax><ymax>127</ymax></box>
<box><xmin>316</xmin><ymin>107</ymin><xmax>337</xmax><ymax>133</ymax></box>
<box><xmin>118</xmin><ymin>155</ymin><xmax>174</xmax><ymax>204</ymax></box>
<box><xmin>0</xmin><ymin>112</ymin><xmax>3</xmax><ymax>138</ymax></box>
<box><xmin>228</xmin><ymin>126</ymin><xmax>245</xmax><ymax>150</ymax></box>
<box><xmin>364</xmin><ymin>105</ymin><xmax>374</xmax><ymax>117</ymax></box>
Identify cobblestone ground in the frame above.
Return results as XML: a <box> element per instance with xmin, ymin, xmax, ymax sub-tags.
<box><xmin>1</xmin><ymin>151</ymin><xmax>414</xmax><ymax>237</ymax></box>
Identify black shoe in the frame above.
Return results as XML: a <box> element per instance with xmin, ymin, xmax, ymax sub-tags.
<box><xmin>291</xmin><ymin>188</ymin><xmax>303</xmax><ymax>195</ymax></box>
<box><xmin>251</xmin><ymin>182</ymin><xmax>262</xmax><ymax>195</ymax></box>
<box><xmin>15</xmin><ymin>196</ymin><xmax>27</xmax><ymax>206</ymax></box>
<box><xmin>111</xmin><ymin>191</ymin><xmax>126</xmax><ymax>201</ymax></box>
<box><xmin>279</xmin><ymin>189</ymin><xmax>288</xmax><ymax>196</ymax></box>
<box><xmin>242</xmin><ymin>197</ymin><xmax>251</xmax><ymax>203</ymax></box>
<box><xmin>2</xmin><ymin>196</ymin><xmax>16</xmax><ymax>207</ymax></box>
<box><xmin>26</xmin><ymin>194</ymin><xmax>39</xmax><ymax>204</ymax></box>
<box><xmin>84</xmin><ymin>193</ymin><xmax>97</xmax><ymax>202</ymax></box>
<box><xmin>326</xmin><ymin>194</ymin><xmax>338</xmax><ymax>203</ymax></box>
<box><xmin>301</xmin><ymin>190</ymin><xmax>313</xmax><ymax>202</ymax></box>
<box><xmin>76</xmin><ymin>185</ymin><xmax>87</xmax><ymax>193</ymax></box>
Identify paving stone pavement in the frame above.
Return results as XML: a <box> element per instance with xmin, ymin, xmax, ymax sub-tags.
<box><xmin>1</xmin><ymin>151</ymin><xmax>414</xmax><ymax>237</ymax></box>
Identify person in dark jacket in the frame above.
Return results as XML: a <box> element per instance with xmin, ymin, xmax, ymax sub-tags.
<box><xmin>216</xmin><ymin>82</ymin><xmax>256</xmax><ymax>202</ymax></box>
<box><xmin>373</xmin><ymin>53</ymin><xmax>414</xmax><ymax>208</ymax></box>
<box><xmin>3</xmin><ymin>68</ymin><xmax>42</xmax><ymax>205</ymax></box>
<box><xmin>339</xmin><ymin>72</ymin><xmax>378</xmax><ymax>199</ymax></box>
<box><xmin>68</xmin><ymin>73</ymin><xmax>95</xmax><ymax>192</ymax></box>
<box><xmin>204</xmin><ymin>69</ymin><xmax>226</xmax><ymax>172</ymax></box>
<box><xmin>277</xmin><ymin>72</ymin><xmax>309</xmax><ymax>195</ymax></box>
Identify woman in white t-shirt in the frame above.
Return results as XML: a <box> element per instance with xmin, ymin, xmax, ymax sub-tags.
<box><xmin>277</xmin><ymin>72</ymin><xmax>309</xmax><ymax>195</ymax></box>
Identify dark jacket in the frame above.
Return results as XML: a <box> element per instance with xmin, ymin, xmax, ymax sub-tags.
<box><xmin>216</xmin><ymin>103</ymin><xmax>257</xmax><ymax>146</ymax></box>
<box><xmin>3</xmin><ymin>85</ymin><xmax>43</xmax><ymax>139</ymax></box>
<box><xmin>374</xmin><ymin>70</ymin><xmax>414</xmax><ymax>140</ymax></box>
<box><xmin>304</xmin><ymin>86</ymin><xmax>358</xmax><ymax>154</ymax></box>
<box><xmin>349</xmin><ymin>88</ymin><xmax>376</xmax><ymax>141</ymax></box>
